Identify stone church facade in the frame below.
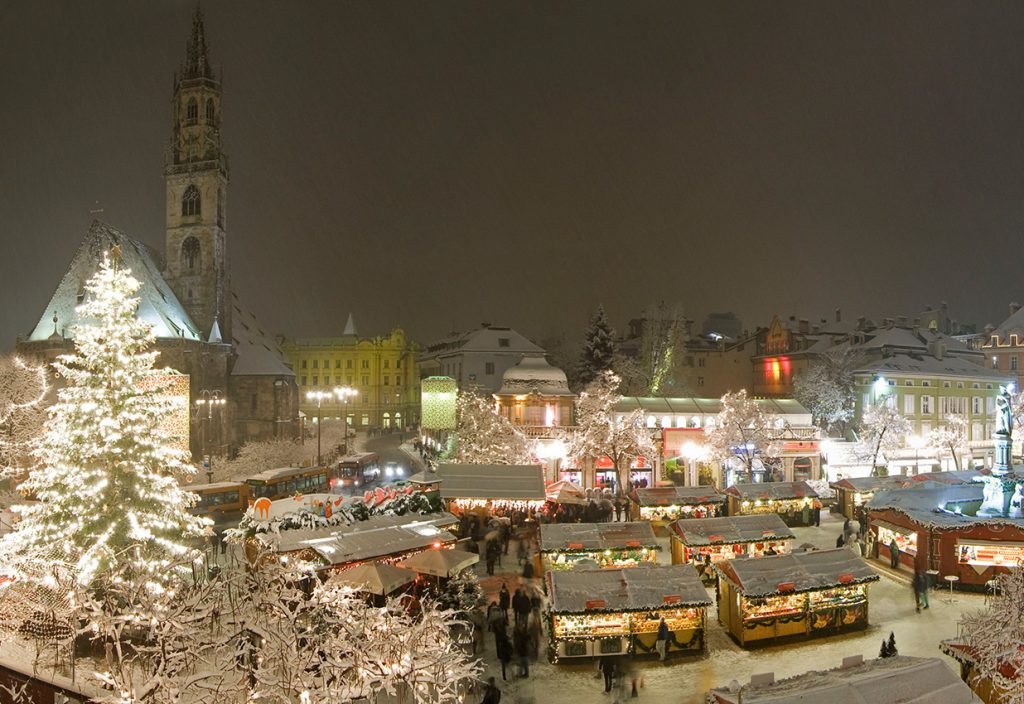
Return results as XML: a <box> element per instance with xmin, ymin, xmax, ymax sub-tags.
<box><xmin>16</xmin><ymin>9</ymin><xmax>299</xmax><ymax>458</ymax></box>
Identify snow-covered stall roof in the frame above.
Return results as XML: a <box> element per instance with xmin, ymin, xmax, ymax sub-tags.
<box><xmin>714</xmin><ymin>547</ymin><xmax>878</xmax><ymax>597</ymax></box>
<box><xmin>669</xmin><ymin>514</ymin><xmax>795</xmax><ymax>547</ymax></box>
<box><xmin>830</xmin><ymin>476</ymin><xmax>912</xmax><ymax>493</ymax></box>
<box><xmin>548</xmin><ymin>565</ymin><xmax>711</xmax><ymax>614</ymax></box>
<box><xmin>706</xmin><ymin>655</ymin><xmax>977</xmax><ymax>704</ymax></box>
<box><xmin>867</xmin><ymin>483</ymin><xmax>1024</xmax><ymax>529</ymax></box>
<box><xmin>437</xmin><ymin>464</ymin><xmax>546</xmax><ymax>500</ymax></box>
<box><xmin>908</xmin><ymin>469</ymin><xmax>992</xmax><ymax>485</ymax></box>
<box><xmin>941</xmin><ymin>640</ymin><xmax>1020</xmax><ymax>681</ymax></box>
<box><xmin>632</xmin><ymin>485</ymin><xmax>726</xmax><ymax>507</ymax></box>
<box><xmin>725</xmin><ymin>481</ymin><xmax>818</xmax><ymax>501</ymax></box>
<box><xmin>539</xmin><ymin>522</ymin><xmax>659</xmax><ymax>552</ymax></box>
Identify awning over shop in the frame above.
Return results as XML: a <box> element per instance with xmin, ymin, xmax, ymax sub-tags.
<box><xmin>669</xmin><ymin>514</ymin><xmax>795</xmax><ymax>547</ymax></box>
<box><xmin>548</xmin><ymin>565</ymin><xmax>710</xmax><ymax>614</ymax></box>
<box><xmin>714</xmin><ymin>547</ymin><xmax>879</xmax><ymax>597</ymax></box>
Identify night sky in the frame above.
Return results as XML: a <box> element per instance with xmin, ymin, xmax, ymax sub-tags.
<box><xmin>3</xmin><ymin>2</ymin><xmax>1024</xmax><ymax>350</ymax></box>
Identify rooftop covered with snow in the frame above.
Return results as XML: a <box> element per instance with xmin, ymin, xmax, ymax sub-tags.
<box><xmin>495</xmin><ymin>355</ymin><xmax>573</xmax><ymax>397</ymax></box>
<box><xmin>548</xmin><ymin>565</ymin><xmax>711</xmax><ymax>614</ymax></box>
<box><xmin>632</xmin><ymin>485</ymin><xmax>726</xmax><ymax>507</ymax></box>
<box><xmin>714</xmin><ymin>547</ymin><xmax>878</xmax><ymax>597</ymax></box>
<box><xmin>867</xmin><ymin>481</ymin><xmax>1024</xmax><ymax>529</ymax></box>
<box><xmin>725</xmin><ymin>481</ymin><xmax>818</xmax><ymax>501</ymax></box>
<box><xmin>436</xmin><ymin>464</ymin><xmax>546</xmax><ymax>500</ymax></box>
<box><xmin>669</xmin><ymin>514</ymin><xmax>795</xmax><ymax>547</ymax></box>
<box><xmin>539</xmin><ymin>522</ymin><xmax>659</xmax><ymax>552</ymax></box>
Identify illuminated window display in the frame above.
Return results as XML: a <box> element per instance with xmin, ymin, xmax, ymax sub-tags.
<box><xmin>875</xmin><ymin>522</ymin><xmax>918</xmax><ymax>556</ymax></box>
<box><xmin>725</xmin><ymin>481</ymin><xmax>820</xmax><ymax>527</ymax></box>
<box><xmin>547</xmin><ymin>565</ymin><xmax>710</xmax><ymax>661</ymax></box>
<box><xmin>957</xmin><ymin>541</ymin><xmax>1024</xmax><ymax>567</ymax></box>
<box><xmin>715</xmin><ymin>548</ymin><xmax>879</xmax><ymax>646</ymax></box>
<box><xmin>669</xmin><ymin>514</ymin><xmax>795</xmax><ymax>569</ymax></box>
<box><xmin>631</xmin><ymin>486</ymin><xmax>726</xmax><ymax>522</ymax></box>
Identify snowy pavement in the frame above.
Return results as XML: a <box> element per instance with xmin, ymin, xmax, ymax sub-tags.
<box><xmin>471</xmin><ymin>511</ymin><xmax>984</xmax><ymax>704</ymax></box>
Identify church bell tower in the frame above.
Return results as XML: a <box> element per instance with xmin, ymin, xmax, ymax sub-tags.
<box><xmin>164</xmin><ymin>6</ymin><xmax>231</xmax><ymax>343</ymax></box>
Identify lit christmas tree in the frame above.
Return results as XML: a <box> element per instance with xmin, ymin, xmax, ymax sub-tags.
<box><xmin>3</xmin><ymin>252</ymin><xmax>207</xmax><ymax>588</ymax></box>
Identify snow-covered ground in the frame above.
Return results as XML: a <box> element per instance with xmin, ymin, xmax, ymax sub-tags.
<box><xmin>474</xmin><ymin>511</ymin><xmax>982</xmax><ymax>704</ymax></box>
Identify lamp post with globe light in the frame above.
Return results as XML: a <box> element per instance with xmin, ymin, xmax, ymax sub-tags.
<box><xmin>193</xmin><ymin>389</ymin><xmax>226</xmax><ymax>483</ymax></box>
<box><xmin>335</xmin><ymin>386</ymin><xmax>357</xmax><ymax>454</ymax></box>
<box><xmin>308</xmin><ymin>386</ymin><xmax>358</xmax><ymax>466</ymax></box>
<box><xmin>907</xmin><ymin>434</ymin><xmax>925</xmax><ymax>476</ymax></box>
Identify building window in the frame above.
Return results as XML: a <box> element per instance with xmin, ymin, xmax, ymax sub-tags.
<box><xmin>943</xmin><ymin>381</ymin><xmax>951</xmax><ymax>388</ymax></box>
<box><xmin>186</xmin><ymin>97</ymin><xmax>198</xmax><ymax>125</ymax></box>
<box><xmin>205</xmin><ymin>98</ymin><xmax>215</xmax><ymax>123</ymax></box>
<box><xmin>993</xmin><ymin>356</ymin><xmax>999</xmax><ymax>369</ymax></box>
<box><xmin>957</xmin><ymin>381</ymin><xmax>964</xmax><ymax>388</ymax></box>
<box><xmin>362</xmin><ymin>360</ymin><xmax>369</xmax><ymax>369</ymax></box>
<box><xmin>384</xmin><ymin>376</ymin><xmax>390</xmax><ymax>386</ymax></box>
<box><xmin>396</xmin><ymin>359</ymin><xmax>401</xmax><ymax>369</ymax></box>
<box><xmin>904</xmin><ymin>380</ymin><xmax>913</xmax><ymax>386</ymax></box>
<box><xmin>383</xmin><ymin>360</ymin><xmax>390</xmax><ymax>369</ymax></box>
<box><xmin>301</xmin><ymin>360</ymin><xmax>307</xmax><ymax>369</ymax></box>
<box><xmin>904</xmin><ymin>395</ymin><xmax>915</xmax><ymax>415</ymax></box>
<box><xmin>698</xmin><ymin>357</ymin><xmax>706</xmax><ymax>368</ymax></box>
<box><xmin>335</xmin><ymin>359</ymin><xmax>340</xmax><ymax>369</ymax></box>
<box><xmin>361</xmin><ymin>414</ymin><xmax>369</xmax><ymax>426</ymax></box>
<box><xmin>362</xmin><ymin>375</ymin><xmax>369</xmax><ymax>386</ymax></box>
<box><xmin>324</xmin><ymin>360</ymin><xmax>329</xmax><ymax>370</ymax></box>
<box><xmin>972</xmin><ymin>396</ymin><xmax>982</xmax><ymax>415</ymax></box>
<box><xmin>922</xmin><ymin>396</ymin><xmax>933</xmax><ymax>415</ymax></box>
<box><xmin>1013</xmin><ymin>356</ymin><xmax>1019</xmax><ymax>371</ymax></box>
<box><xmin>498</xmin><ymin>338</ymin><xmax>510</xmax><ymax>347</ymax></box>
<box><xmin>181</xmin><ymin>184</ymin><xmax>201</xmax><ymax>216</ymax></box>
<box><xmin>250</xmin><ymin>394</ymin><xmax>258</xmax><ymax>413</ymax></box>
<box><xmin>921</xmin><ymin>381</ymin><xmax>930</xmax><ymax>387</ymax></box>
<box><xmin>347</xmin><ymin>375</ymin><xmax>353</xmax><ymax>384</ymax></box>
<box><xmin>312</xmin><ymin>376</ymin><xmax>319</xmax><ymax>386</ymax></box>
<box><xmin>395</xmin><ymin>377</ymin><xmax>401</xmax><ymax>386</ymax></box>
<box><xmin>301</xmin><ymin>375</ymin><xmax>307</xmax><ymax>386</ymax></box>
<box><xmin>334</xmin><ymin>375</ymin><xmax>340</xmax><ymax>384</ymax></box>
<box><xmin>347</xmin><ymin>360</ymin><xmax>353</xmax><ymax>369</ymax></box>
<box><xmin>485</xmin><ymin>362</ymin><xmax>495</xmax><ymax>375</ymax></box>
<box><xmin>181</xmin><ymin>236</ymin><xmax>200</xmax><ymax>270</ymax></box>
<box><xmin>697</xmin><ymin>376</ymin><xmax>705</xmax><ymax>386</ymax></box>
<box><xmin>312</xmin><ymin>360</ymin><xmax>318</xmax><ymax>369</ymax></box>
<box><xmin>973</xmin><ymin>383</ymin><xmax>980</xmax><ymax>389</ymax></box>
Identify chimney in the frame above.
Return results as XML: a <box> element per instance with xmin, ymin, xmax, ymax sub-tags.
<box><xmin>835</xmin><ymin>308</ymin><xmax>841</xmax><ymax>323</ymax></box>
<box><xmin>897</xmin><ymin>316</ymin><xmax>908</xmax><ymax>328</ymax></box>
<box><xmin>798</xmin><ymin>318</ymin><xmax>809</xmax><ymax>334</ymax></box>
<box><xmin>884</xmin><ymin>318</ymin><xmax>895</xmax><ymax>329</ymax></box>
<box><xmin>1011</xmin><ymin>302</ymin><xmax>1022</xmax><ymax>316</ymax></box>
<box><xmin>481</xmin><ymin>321</ymin><xmax>491</xmax><ymax>329</ymax></box>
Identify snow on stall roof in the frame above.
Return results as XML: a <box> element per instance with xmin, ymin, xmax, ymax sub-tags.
<box><xmin>707</xmin><ymin>656</ymin><xmax>977</xmax><ymax>704</ymax></box>
<box><xmin>669</xmin><ymin>514</ymin><xmax>795</xmax><ymax>546</ymax></box>
<box><xmin>908</xmin><ymin>469</ymin><xmax>992</xmax><ymax>485</ymax></box>
<box><xmin>539</xmin><ymin>522</ymin><xmax>660</xmax><ymax>552</ymax></box>
<box><xmin>612</xmin><ymin>397</ymin><xmax>812</xmax><ymax>423</ymax></box>
<box><xmin>714</xmin><ymin>548</ymin><xmax>878</xmax><ymax>597</ymax></box>
<box><xmin>633</xmin><ymin>485</ymin><xmax>726</xmax><ymax>506</ymax></box>
<box><xmin>867</xmin><ymin>482</ymin><xmax>1024</xmax><ymax>529</ymax></box>
<box><xmin>548</xmin><ymin>565</ymin><xmax>711</xmax><ymax>613</ymax></box>
<box><xmin>436</xmin><ymin>464</ymin><xmax>546</xmax><ymax>500</ymax></box>
<box><xmin>725</xmin><ymin>481</ymin><xmax>818</xmax><ymax>501</ymax></box>
<box><xmin>830</xmin><ymin>476</ymin><xmax>913</xmax><ymax>493</ymax></box>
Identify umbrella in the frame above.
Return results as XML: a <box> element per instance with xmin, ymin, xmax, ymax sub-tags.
<box><xmin>399</xmin><ymin>548</ymin><xmax>479</xmax><ymax>578</ymax></box>
<box><xmin>546</xmin><ymin>480</ymin><xmax>586</xmax><ymax>505</ymax></box>
<box><xmin>328</xmin><ymin>562</ymin><xmax>418</xmax><ymax>596</ymax></box>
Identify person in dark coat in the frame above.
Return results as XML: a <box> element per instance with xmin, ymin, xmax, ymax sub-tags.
<box><xmin>512</xmin><ymin>588</ymin><xmax>531</xmax><ymax>628</ymax></box>
<box><xmin>498</xmin><ymin>583</ymin><xmax>511</xmax><ymax>619</ymax></box>
<box><xmin>481</xmin><ymin>676</ymin><xmax>501</xmax><ymax>704</ymax></box>
<box><xmin>890</xmin><ymin>538</ymin><xmax>900</xmax><ymax>569</ymax></box>
<box><xmin>614</xmin><ymin>497</ymin><xmax>623</xmax><ymax>522</ymax></box>
<box><xmin>913</xmin><ymin>571</ymin><xmax>929</xmax><ymax>610</ymax></box>
<box><xmin>495</xmin><ymin>628</ymin><xmax>513</xmax><ymax>681</ymax></box>
<box><xmin>513</xmin><ymin>625</ymin><xmax>530</xmax><ymax>678</ymax></box>
<box><xmin>836</xmin><ymin>533</ymin><xmax>845</xmax><ymax>548</ymax></box>
<box><xmin>599</xmin><ymin>655</ymin><xmax>616</xmax><ymax>692</ymax></box>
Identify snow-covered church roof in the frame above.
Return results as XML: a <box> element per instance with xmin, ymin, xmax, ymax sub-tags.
<box><xmin>495</xmin><ymin>355</ymin><xmax>573</xmax><ymax>397</ymax></box>
<box><xmin>27</xmin><ymin>221</ymin><xmax>202</xmax><ymax>342</ymax></box>
<box><xmin>231</xmin><ymin>294</ymin><xmax>294</xmax><ymax>377</ymax></box>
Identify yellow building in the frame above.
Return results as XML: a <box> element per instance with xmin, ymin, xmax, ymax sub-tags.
<box><xmin>282</xmin><ymin>316</ymin><xmax>419</xmax><ymax>430</ymax></box>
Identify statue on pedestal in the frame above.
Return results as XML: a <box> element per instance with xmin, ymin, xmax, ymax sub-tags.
<box><xmin>978</xmin><ymin>385</ymin><xmax>1018</xmax><ymax>515</ymax></box>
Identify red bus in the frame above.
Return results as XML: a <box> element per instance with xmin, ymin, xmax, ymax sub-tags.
<box><xmin>333</xmin><ymin>452</ymin><xmax>380</xmax><ymax>491</ymax></box>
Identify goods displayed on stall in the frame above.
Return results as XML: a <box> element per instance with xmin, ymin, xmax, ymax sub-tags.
<box><xmin>829</xmin><ymin>476</ymin><xmax>911</xmax><ymax>519</ymax></box>
<box><xmin>547</xmin><ymin>564</ymin><xmax>711</xmax><ymax>661</ymax></box>
<box><xmin>725</xmin><ymin>481</ymin><xmax>819</xmax><ymax>526</ymax></box>
<box><xmin>714</xmin><ymin>548</ymin><xmax>879</xmax><ymax>646</ymax></box>
<box><xmin>668</xmin><ymin>513</ymin><xmax>795</xmax><ymax>571</ymax></box>
<box><xmin>630</xmin><ymin>485</ymin><xmax>726</xmax><ymax>521</ymax></box>
<box><xmin>867</xmin><ymin>482</ymin><xmax>1024</xmax><ymax>587</ymax></box>
<box><xmin>538</xmin><ymin>522</ymin><xmax>660</xmax><ymax>574</ymax></box>
<box><xmin>437</xmin><ymin>464</ymin><xmax>547</xmax><ymax>517</ymax></box>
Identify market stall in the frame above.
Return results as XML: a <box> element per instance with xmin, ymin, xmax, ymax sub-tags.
<box><xmin>714</xmin><ymin>548</ymin><xmax>879</xmax><ymax>646</ymax></box>
<box><xmin>436</xmin><ymin>464</ymin><xmax>547</xmax><ymax>521</ymax></box>
<box><xmin>538</xmin><ymin>522</ymin><xmax>660</xmax><ymax>574</ymax></box>
<box><xmin>630</xmin><ymin>486</ymin><xmax>726</xmax><ymax>522</ymax></box>
<box><xmin>867</xmin><ymin>482</ymin><xmax>1024</xmax><ymax>588</ymax></box>
<box><xmin>547</xmin><ymin>565</ymin><xmax>711</xmax><ymax>661</ymax></box>
<box><xmin>668</xmin><ymin>514</ymin><xmax>795</xmax><ymax>571</ymax></box>
<box><xmin>830</xmin><ymin>476</ymin><xmax>911</xmax><ymax>519</ymax></box>
<box><xmin>725</xmin><ymin>481</ymin><xmax>819</xmax><ymax>526</ymax></box>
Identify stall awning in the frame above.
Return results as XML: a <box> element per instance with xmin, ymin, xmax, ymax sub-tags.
<box><xmin>539</xmin><ymin>522</ymin><xmax>659</xmax><ymax>552</ymax></box>
<box><xmin>633</xmin><ymin>485</ymin><xmax>726</xmax><ymax>507</ymax></box>
<box><xmin>669</xmin><ymin>514</ymin><xmax>795</xmax><ymax>546</ymax></box>
<box><xmin>714</xmin><ymin>547</ymin><xmax>879</xmax><ymax>597</ymax></box>
<box><xmin>437</xmin><ymin>464</ymin><xmax>546</xmax><ymax>500</ymax></box>
<box><xmin>725</xmin><ymin>481</ymin><xmax>818</xmax><ymax>501</ymax></box>
<box><xmin>548</xmin><ymin>564</ymin><xmax>711</xmax><ymax>613</ymax></box>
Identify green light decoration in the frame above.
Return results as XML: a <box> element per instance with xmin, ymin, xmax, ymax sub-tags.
<box><xmin>421</xmin><ymin>376</ymin><xmax>457</xmax><ymax>430</ymax></box>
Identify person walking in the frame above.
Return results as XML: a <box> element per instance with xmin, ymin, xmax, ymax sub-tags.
<box><xmin>498</xmin><ymin>583</ymin><xmax>511</xmax><ymax>620</ymax></box>
<box><xmin>512</xmin><ymin>588</ymin><xmax>531</xmax><ymax>629</ymax></box>
<box><xmin>890</xmin><ymin>538</ymin><xmax>900</xmax><ymax>569</ymax></box>
<box><xmin>835</xmin><ymin>533</ymin><xmax>845</xmax><ymax>548</ymax></box>
<box><xmin>655</xmin><ymin>616</ymin><xmax>670</xmax><ymax>661</ymax></box>
<box><xmin>813</xmin><ymin>505</ymin><xmax>821</xmax><ymax>527</ymax></box>
<box><xmin>913</xmin><ymin>571</ymin><xmax>929</xmax><ymax>611</ymax></box>
<box><xmin>513</xmin><ymin>625</ymin><xmax>530</xmax><ymax>678</ymax></box>
<box><xmin>527</xmin><ymin>610</ymin><xmax>542</xmax><ymax>660</ymax></box>
<box><xmin>481</xmin><ymin>676</ymin><xmax>501</xmax><ymax>704</ymax></box>
<box><xmin>614</xmin><ymin>497</ymin><xmax>623</xmax><ymax>522</ymax></box>
<box><xmin>495</xmin><ymin>627</ymin><xmax>513</xmax><ymax>681</ymax></box>
<box><xmin>599</xmin><ymin>655</ymin><xmax>616</xmax><ymax>693</ymax></box>
<box><xmin>485</xmin><ymin>541</ymin><xmax>498</xmax><ymax>576</ymax></box>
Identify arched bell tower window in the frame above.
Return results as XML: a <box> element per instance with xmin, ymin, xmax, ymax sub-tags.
<box><xmin>205</xmin><ymin>98</ymin><xmax>215</xmax><ymax>124</ymax></box>
<box><xmin>182</xmin><ymin>184</ymin><xmax>201</xmax><ymax>216</ymax></box>
<box><xmin>181</xmin><ymin>237</ymin><xmax>200</xmax><ymax>271</ymax></box>
<box><xmin>186</xmin><ymin>97</ymin><xmax>198</xmax><ymax>125</ymax></box>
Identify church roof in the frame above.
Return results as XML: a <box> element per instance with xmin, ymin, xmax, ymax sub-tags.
<box><xmin>496</xmin><ymin>355</ymin><xmax>573</xmax><ymax>396</ymax></box>
<box><xmin>28</xmin><ymin>220</ymin><xmax>203</xmax><ymax>342</ymax></box>
<box><xmin>231</xmin><ymin>294</ymin><xmax>294</xmax><ymax>377</ymax></box>
<box><xmin>179</xmin><ymin>6</ymin><xmax>214</xmax><ymax>81</ymax></box>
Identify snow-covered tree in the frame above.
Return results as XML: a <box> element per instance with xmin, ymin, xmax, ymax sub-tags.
<box><xmin>1</xmin><ymin>254</ymin><xmax>207</xmax><ymax>589</ymax></box>
<box><xmin>439</xmin><ymin>568</ymin><xmax>485</xmax><ymax>616</ymax></box>
<box><xmin>957</xmin><ymin>564</ymin><xmax>1024</xmax><ymax>704</ymax></box>
<box><xmin>627</xmin><ymin>301</ymin><xmax>690</xmax><ymax>396</ymax></box>
<box><xmin>793</xmin><ymin>346</ymin><xmax>859</xmax><ymax>435</ymax></box>
<box><xmin>705</xmin><ymin>390</ymin><xmax>781</xmax><ymax>482</ymax></box>
<box><xmin>567</xmin><ymin>371</ymin><xmax>656</xmax><ymax>489</ymax></box>
<box><xmin>931</xmin><ymin>415</ymin><xmax>971</xmax><ymax>471</ymax></box>
<box><xmin>442</xmin><ymin>392</ymin><xmax>534</xmax><ymax>465</ymax></box>
<box><xmin>856</xmin><ymin>401</ymin><xmax>911</xmax><ymax>474</ymax></box>
<box><xmin>214</xmin><ymin>422</ymin><xmax>348</xmax><ymax>483</ymax></box>
<box><xmin>0</xmin><ymin>355</ymin><xmax>49</xmax><ymax>478</ymax></box>
<box><xmin>576</xmin><ymin>305</ymin><xmax>617</xmax><ymax>388</ymax></box>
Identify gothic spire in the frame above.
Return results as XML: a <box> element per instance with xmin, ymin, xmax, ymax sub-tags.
<box><xmin>182</xmin><ymin>5</ymin><xmax>213</xmax><ymax>80</ymax></box>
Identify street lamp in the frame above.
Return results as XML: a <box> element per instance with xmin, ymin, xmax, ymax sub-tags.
<box><xmin>908</xmin><ymin>434</ymin><xmax>925</xmax><ymax>476</ymax></box>
<box><xmin>193</xmin><ymin>389</ymin><xmax>226</xmax><ymax>483</ymax></box>
<box><xmin>307</xmin><ymin>386</ymin><xmax>358</xmax><ymax>467</ymax></box>
<box><xmin>335</xmin><ymin>386</ymin><xmax>357</xmax><ymax>455</ymax></box>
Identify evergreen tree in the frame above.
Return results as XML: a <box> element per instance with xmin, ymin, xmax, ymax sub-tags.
<box><xmin>887</xmin><ymin>632</ymin><xmax>897</xmax><ymax>656</ymax></box>
<box><xmin>3</xmin><ymin>254</ymin><xmax>206</xmax><ymax>589</ymax></box>
<box><xmin>879</xmin><ymin>639</ymin><xmax>889</xmax><ymax>658</ymax></box>
<box><xmin>577</xmin><ymin>305</ymin><xmax>617</xmax><ymax>388</ymax></box>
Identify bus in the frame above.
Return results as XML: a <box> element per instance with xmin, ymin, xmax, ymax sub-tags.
<box><xmin>333</xmin><ymin>452</ymin><xmax>381</xmax><ymax>491</ymax></box>
<box><xmin>246</xmin><ymin>466</ymin><xmax>329</xmax><ymax>500</ymax></box>
<box><xmin>188</xmin><ymin>482</ymin><xmax>247</xmax><ymax>515</ymax></box>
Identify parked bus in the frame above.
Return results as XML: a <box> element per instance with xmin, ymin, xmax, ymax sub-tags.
<box><xmin>188</xmin><ymin>482</ymin><xmax>247</xmax><ymax>515</ymax></box>
<box><xmin>247</xmin><ymin>466</ymin><xmax>329</xmax><ymax>500</ymax></box>
<box><xmin>333</xmin><ymin>452</ymin><xmax>381</xmax><ymax>491</ymax></box>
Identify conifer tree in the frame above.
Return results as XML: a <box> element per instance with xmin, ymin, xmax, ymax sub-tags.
<box><xmin>3</xmin><ymin>254</ymin><xmax>207</xmax><ymax>588</ymax></box>
<box><xmin>577</xmin><ymin>305</ymin><xmax>617</xmax><ymax>387</ymax></box>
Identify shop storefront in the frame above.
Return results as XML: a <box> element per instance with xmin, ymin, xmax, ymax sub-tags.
<box><xmin>630</xmin><ymin>486</ymin><xmax>726</xmax><ymax>523</ymax></box>
<box><xmin>437</xmin><ymin>464</ymin><xmax>547</xmax><ymax>522</ymax></box>
<box><xmin>538</xmin><ymin>522</ymin><xmax>659</xmax><ymax>575</ymax></box>
<box><xmin>547</xmin><ymin>565</ymin><xmax>711</xmax><ymax>661</ymax></box>
<box><xmin>668</xmin><ymin>514</ymin><xmax>795</xmax><ymax>573</ymax></box>
<box><xmin>714</xmin><ymin>548</ymin><xmax>879</xmax><ymax>646</ymax></box>
<box><xmin>867</xmin><ymin>482</ymin><xmax>1024</xmax><ymax>588</ymax></box>
<box><xmin>830</xmin><ymin>476</ymin><xmax>910</xmax><ymax>520</ymax></box>
<box><xmin>725</xmin><ymin>481</ymin><xmax>820</xmax><ymax>526</ymax></box>
<box><xmin>557</xmin><ymin>468</ymin><xmax>583</xmax><ymax>485</ymax></box>
<box><xmin>593</xmin><ymin>456</ymin><xmax>653</xmax><ymax>491</ymax></box>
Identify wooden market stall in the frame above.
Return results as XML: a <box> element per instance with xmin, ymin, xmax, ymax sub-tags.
<box><xmin>538</xmin><ymin>522</ymin><xmax>660</xmax><ymax>574</ymax></box>
<box><xmin>830</xmin><ymin>476</ymin><xmax>911</xmax><ymax>520</ymax></box>
<box><xmin>668</xmin><ymin>514</ymin><xmax>795</xmax><ymax>569</ymax></box>
<box><xmin>725</xmin><ymin>481</ymin><xmax>819</xmax><ymax>527</ymax></box>
<box><xmin>436</xmin><ymin>464</ymin><xmax>547</xmax><ymax>519</ymax></box>
<box><xmin>629</xmin><ymin>485</ymin><xmax>726</xmax><ymax>522</ymax></box>
<box><xmin>941</xmin><ymin>640</ymin><xmax>1016</xmax><ymax>704</ymax></box>
<box><xmin>714</xmin><ymin>548</ymin><xmax>879</xmax><ymax>646</ymax></box>
<box><xmin>867</xmin><ymin>482</ymin><xmax>1024</xmax><ymax>589</ymax></box>
<box><xmin>547</xmin><ymin>565</ymin><xmax>711</xmax><ymax>661</ymax></box>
